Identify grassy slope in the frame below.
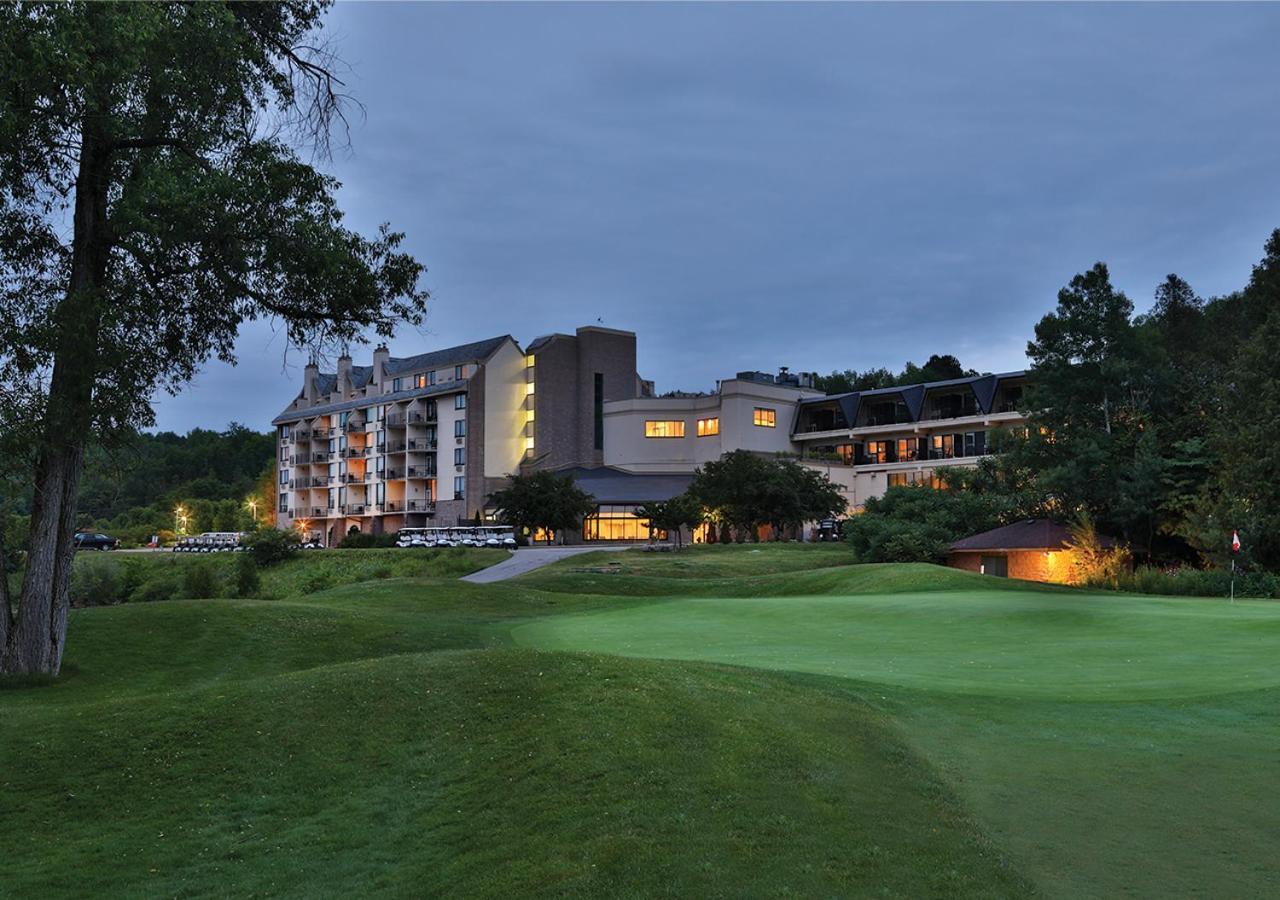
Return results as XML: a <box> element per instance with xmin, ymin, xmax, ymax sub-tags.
<box><xmin>514</xmin><ymin>551</ymin><xmax>1280</xmax><ymax>898</ymax></box>
<box><xmin>1</xmin><ymin>554</ymin><xmax>1029</xmax><ymax>898</ymax></box>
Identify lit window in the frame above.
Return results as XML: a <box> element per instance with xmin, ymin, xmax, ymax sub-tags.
<box><xmin>753</xmin><ymin>407</ymin><xmax>776</xmax><ymax>428</ymax></box>
<box><xmin>696</xmin><ymin>417</ymin><xmax>720</xmax><ymax>437</ymax></box>
<box><xmin>525</xmin><ymin>354</ymin><xmax>535</xmax><ymax>368</ymax></box>
<box><xmin>414</xmin><ymin>374</ymin><xmax>426</xmax><ymax>389</ymax></box>
<box><xmin>525</xmin><ymin>382</ymin><xmax>535</xmax><ymax>395</ymax></box>
<box><xmin>888</xmin><ymin>473</ymin><xmax>909</xmax><ymax>488</ymax></box>
<box><xmin>645</xmin><ymin>420</ymin><xmax>686</xmax><ymax>438</ymax></box>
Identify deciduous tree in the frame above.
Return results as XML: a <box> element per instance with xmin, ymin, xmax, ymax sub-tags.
<box><xmin>0</xmin><ymin>2</ymin><xmax>428</xmax><ymax>675</ymax></box>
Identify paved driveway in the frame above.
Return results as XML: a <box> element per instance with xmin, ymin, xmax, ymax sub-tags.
<box><xmin>462</xmin><ymin>545</ymin><xmax>641</xmax><ymax>583</ymax></box>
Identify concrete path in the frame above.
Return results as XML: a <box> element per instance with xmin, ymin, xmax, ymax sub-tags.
<box><xmin>462</xmin><ymin>545</ymin><xmax>640</xmax><ymax>583</ymax></box>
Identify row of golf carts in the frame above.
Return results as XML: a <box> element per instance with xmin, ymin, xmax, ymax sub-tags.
<box><xmin>395</xmin><ymin>526</ymin><xmax>518</xmax><ymax>550</ymax></box>
<box><xmin>172</xmin><ymin>532</ymin><xmax>249</xmax><ymax>553</ymax></box>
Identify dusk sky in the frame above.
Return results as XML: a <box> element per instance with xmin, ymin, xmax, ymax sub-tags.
<box><xmin>154</xmin><ymin>2</ymin><xmax>1280</xmax><ymax>433</ymax></box>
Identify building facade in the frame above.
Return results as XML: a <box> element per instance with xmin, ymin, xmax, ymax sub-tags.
<box><xmin>273</xmin><ymin>325</ymin><xmax>1027</xmax><ymax>544</ymax></box>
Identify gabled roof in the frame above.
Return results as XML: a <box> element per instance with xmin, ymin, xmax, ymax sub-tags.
<box><xmin>383</xmin><ymin>335</ymin><xmax>513</xmax><ymax>377</ymax></box>
<box><xmin>948</xmin><ymin>519</ymin><xmax>1121</xmax><ymax>553</ymax></box>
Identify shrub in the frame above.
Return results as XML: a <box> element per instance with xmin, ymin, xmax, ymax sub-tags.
<box><xmin>182</xmin><ymin>560</ymin><xmax>221</xmax><ymax>599</ymax></box>
<box><xmin>233</xmin><ymin>553</ymin><xmax>261</xmax><ymax>598</ymax></box>
<box><xmin>246</xmin><ymin>528</ymin><xmax>301</xmax><ymax>566</ymax></box>
<box><xmin>132</xmin><ymin>574</ymin><xmax>182</xmax><ymax>604</ymax></box>
<box><xmin>1111</xmin><ymin>566</ymin><xmax>1280</xmax><ymax>599</ymax></box>
<box><xmin>69</xmin><ymin>555</ymin><xmax>125</xmax><ymax>607</ymax></box>
<box><xmin>844</xmin><ymin>486</ymin><xmax>1002</xmax><ymax>563</ymax></box>
<box><xmin>339</xmin><ymin>531</ymin><xmax>397</xmax><ymax>549</ymax></box>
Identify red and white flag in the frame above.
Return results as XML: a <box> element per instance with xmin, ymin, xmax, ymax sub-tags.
<box><xmin>1232</xmin><ymin>530</ymin><xmax>1241</xmax><ymax>553</ymax></box>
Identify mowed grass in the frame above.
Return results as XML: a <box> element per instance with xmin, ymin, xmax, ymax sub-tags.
<box><xmin>514</xmin><ymin>554</ymin><xmax>1280</xmax><ymax>898</ymax></box>
<box><xmin>4</xmin><ymin>543</ymin><xmax>1279</xmax><ymax>897</ymax></box>
<box><xmin>1</xmin><ymin>556</ymin><xmax>1028</xmax><ymax>898</ymax></box>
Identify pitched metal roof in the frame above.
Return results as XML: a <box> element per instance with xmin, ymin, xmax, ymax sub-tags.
<box><xmin>559</xmin><ymin>466</ymin><xmax>695</xmax><ymax>504</ymax></box>
<box><xmin>948</xmin><ymin>519</ymin><xmax>1121</xmax><ymax>552</ymax></box>
<box><xmin>382</xmin><ymin>335</ymin><xmax>513</xmax><ymax>377</ymax></box>
<box><xmin>796</xmin><ymin>370</ymin><xmax>1027</xmax><ymax>428</ymax></box>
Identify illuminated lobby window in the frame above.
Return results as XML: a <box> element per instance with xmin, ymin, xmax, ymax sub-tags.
<box><xmin>583</xmin><ymin>505</ymin><xmax>666</xmax><ymax>542</ymax></box>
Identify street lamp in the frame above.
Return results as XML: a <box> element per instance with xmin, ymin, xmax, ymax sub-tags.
<box><xmin>246</xmin><ymin>498</ymin><xmax>258</xmax><ymax>524</ymax></box>
<box><xmin>175</xmin><ymin>504</ymin><xmax>189</xmax><ymax>536</ymax></box>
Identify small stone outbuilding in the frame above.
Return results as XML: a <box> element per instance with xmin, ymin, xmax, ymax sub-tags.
<box><xmin>947</xmin><ymin>519</ymin><xmax>1121</xmax><ymax>584</ymax></box>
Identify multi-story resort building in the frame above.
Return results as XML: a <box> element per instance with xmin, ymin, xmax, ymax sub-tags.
<box><xmin>273</xmin><ymin>325</ymin><xmax>1027</xmax><ymax>545</ymax></box>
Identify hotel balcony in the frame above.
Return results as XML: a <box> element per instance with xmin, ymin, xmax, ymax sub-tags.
<box><xmin>344</xmin><ymin>473</ymin><xmax>367</xmax><ymax>485</ymax></box>
<box><xmin>341</xmin><ymin>503</ymin><xmax>370</xmax><ymax>516</ymax></box>
<box><xmin>407</xmin><ymin>465</ymin><xmax>436</xmax><ymax>478</ymax></box>
<box><xmin>406</xmin><ymin>499</ymin><xmax>436</xmax><ymax>513</ymax></box>
<box><xmin>342</xmin><ymin>447</ymin><xmax>370</xmax><ymax>459</ymax></box>
<box><xmin>384</xmin><ymin>500</ymin><xmax>405</xmax><ymax>513</ymax></box>
<box><xmin>407</xmin><ymin>438</ymin><xmax>437</xmax><ymax>451</ymax></box>
<box><xmin>384</xmin><ymin>468</ymin><xmax>404</xmax><ymax>479</ymax></box>
<box><xmin>344</xmin><ymin>420</ymin><xmax>366</xmax><ymax>434</ymax></box>
<box><xmin>312</xmin><ymin>427</ymin><xmax>333</xmax><ymax>440</ymax></box>
<box><xmin>385</xmin><ymin>440</ymin><xmax>407</xmax><ymax>453</ymax></box>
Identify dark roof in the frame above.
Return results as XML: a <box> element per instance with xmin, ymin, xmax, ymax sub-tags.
<box><xmin>383</xmin><ymin>336</ymin><xmax>513</xmax><ymax>376</ymax></box>
<box><xmin>793</xmin><ymin>370</ymin><xmax>1027</xmax><ymax>433</ymax></box>
<box><xmin>559</xmin><ymin>466</ymin><xmax>695</xmax><ymax>504</ymax></box>
<box><xmin>524</xmin><ymin>333</ymin><xmax>567</xmax><ymax>354</ymax></box>
<box><xmin>948</xmin><ymin>519</ymin><xmax>1121</xmax><ymax>553</ymax></box>
<box><xmin>272</xmin><ymin>380</ymin><xmax>467</xmax><ymax>426</ymax></box>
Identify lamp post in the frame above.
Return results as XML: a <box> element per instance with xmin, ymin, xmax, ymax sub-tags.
<box><xmin>246</xmin><ymin>498</ymin><xmax>258</xmax><ymax>524</ymax></box>
<box><xmin>175</xmin><ymin>505</ymin><xmax>189</xmax><ymax>537</ymax></box>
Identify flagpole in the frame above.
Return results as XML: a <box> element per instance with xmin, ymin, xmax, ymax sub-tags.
<box><xmin>1230</xmin><ymin>557</ymin><xmax>1235</xmax><ymax>604</ymax></box>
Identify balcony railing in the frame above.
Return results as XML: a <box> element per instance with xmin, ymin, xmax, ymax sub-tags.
<box><xmin>407</xmin><ymin>466</ymin><xmax>436</xmax><ymax>478</ymax></box>
<box><xmin>342</xmin><ymin>504</ymin><xmax>368</xmax><ymax>516</ymax></box>
<box><xmin>308</xmin><ymin>506</ymin><xmax>326</xmax><ymax>517</ymax></box>
<box><xmin>342</xmin><ymin>447</ymin><xmax>369</xmax><ymax>459</ymax></box>
<box><xmin>311</xmin><ymin>475</ymin><xmax>331</xmax><ymax>487</ymax></box>
<box><xmin>291</xmin><ymin>453</ymin><xmax>312</xmax><ymax>465</ymax></box>
<box><xmin>406</xmin><ymin>499</ymin><xmax>435</xmax><ymax>512</ymax></box>
<box><xmin>344</xmin><ymin>473</ymin><xmax>367</xmax><ymax>484</ymax></box>
<box><xmin>312</xmin><ymin>427</ymin><xmax>333</xmax><ymax>439</ymax></box>
<box><xmin>312</xmin><ymin>451</ymin><xmax>332</xmax><ymax>463</ymax></box>
<box><xmin>385</xmin><ymin>441</ymin><xmax>407</xmax><ymax>453</ymax></box>
<box><xmin>294</xmin><ymin>430</ymin><xmax>312</xmax><ymax>441</ymax></box>
<box><xmin>344</xmin><ymin>420</ymin><xmax>366</xmax><ymax>433</ymax></box>
<box><xmin>384</xmin><ymin>468</ymin><xmax>404</xmax><ymax>479</ymax></box>
<box><xmin>407</xmin><ymin>438</ymin><xmax>437</xmax><ymax>451</ymax></box>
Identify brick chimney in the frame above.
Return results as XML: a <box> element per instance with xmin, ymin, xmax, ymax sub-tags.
<box><xmin>372</xmin><ymin>344</ymin><xmax>390</xmax><ymax>386</ymax></box>
<box><xmin>303</xmin><ymin>361</ymin><xmax>319</xmax><ymax>403</ymax></box>
<box><xmin>336</xmin><ymin>353</ymin><xmax>353</xmax><ymax>395</ymax></box>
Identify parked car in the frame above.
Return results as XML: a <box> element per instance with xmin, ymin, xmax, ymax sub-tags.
<box><xmin>74</xmin><ymin>532</ymin><xmax>119</xmax><ymax>551</ymax></box>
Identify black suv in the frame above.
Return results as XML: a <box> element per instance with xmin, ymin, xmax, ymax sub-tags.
<box><xmin>74</xmin><ymin>532</ymin><xmax>119</xmax><ymax>551</ymax></box>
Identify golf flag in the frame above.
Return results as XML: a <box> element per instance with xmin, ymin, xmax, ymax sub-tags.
<box><xmin>1232</xmin><ymin>530</ymin><xmax>1241</xmax><ymax>553</ymax></box>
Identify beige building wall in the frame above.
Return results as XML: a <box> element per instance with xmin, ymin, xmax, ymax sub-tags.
<box><xmin>604</xmin><ymin>378</ymin><xmax>820</xmax><ymax>474</ymax></box>
<box><xmin>482</xmin><ymin>340</ymin><xmax>528</xmax><ymax>479</ymax></box>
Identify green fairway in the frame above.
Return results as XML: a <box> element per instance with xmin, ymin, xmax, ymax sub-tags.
<box><xmin>3</xmin><ymin>546</ymin><xmax>1278</xmax><ymax>897</ymax></box>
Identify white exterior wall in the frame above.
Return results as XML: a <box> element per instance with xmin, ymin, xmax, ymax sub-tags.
<box><xmin>437</xmin><ymin>391</ymin><xmax>467</xmax><ymax>500</ymax></box>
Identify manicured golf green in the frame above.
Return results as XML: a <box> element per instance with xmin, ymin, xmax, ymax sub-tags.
<box><xmin>3</xmin><ymin>545</ymin><xmax>1277</xmax><ymax>897</ymax></box>
<box><xmin>512</xmin><ymin>587</ymin><xmax>1280</xmax><ymax>699</ymax></box>
<box><xmin>513</xmin><ymin>555</ymin><xmax>1280</xmax><ymax>898</ymax></box>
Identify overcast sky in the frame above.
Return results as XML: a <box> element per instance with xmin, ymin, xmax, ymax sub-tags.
<box><xmin>154</xmin><ymin>1</ymin><xmax>1280</xmax><ymax>433</ymax></box>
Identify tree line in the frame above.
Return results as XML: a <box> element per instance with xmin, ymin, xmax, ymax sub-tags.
<box><xmin>852</xmin><ymin>228</ymin><xmax>1280</xmax><ymax>574</ymax></box>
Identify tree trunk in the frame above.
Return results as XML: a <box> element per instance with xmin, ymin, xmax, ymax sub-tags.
<box><xmin>0</xmin><ymin>103</ymin><xmax>110</xmax><ymax>677</ymax></box>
